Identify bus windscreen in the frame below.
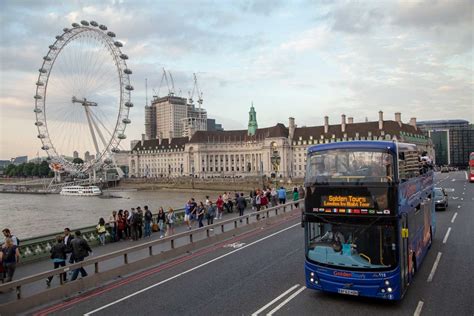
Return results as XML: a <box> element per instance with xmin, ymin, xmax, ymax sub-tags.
<box><xmin>305</xmin><ymin>150</ymin><xmax>394</xmax><ymax>185</ymax></box>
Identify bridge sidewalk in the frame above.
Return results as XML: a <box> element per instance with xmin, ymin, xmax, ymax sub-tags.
<box><xmin>0</xmin><ymin>208</ymin><xmax>255</xmax><ymax>303</ymax></box>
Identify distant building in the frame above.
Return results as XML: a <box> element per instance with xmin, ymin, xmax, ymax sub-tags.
<box><xmin>207</xmin><ymin>119</ymin><xmax>224</xmax><ymax>132</ymax></box>
<box><xmin>129</xmin><ymin>109</ymin><xmax>432</xmax><ymax>178</ymax></box>
<box><xmin>145</xmin><ymin>93</ymin><xmax>223</xmax><ymax>140</ymax></box>
<box><xmin>73</xmin><ymin>151</ymin><xmax>79</xmax><ymax>159</ymax></box>
<box><xmin>12</xmin><ymin>156</ymin><xmax>28</xmax><ymax>165</ymax></box>
<box><xmin>417</xmin><ymin>120</ymin><xmax>474</xmax><ymax>167</ymax></box>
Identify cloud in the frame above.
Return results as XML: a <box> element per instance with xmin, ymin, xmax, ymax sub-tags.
<box><xmin>393</xmin><ymin>0</ymin><xmax>473</xmax><ymax>28</ymax></box>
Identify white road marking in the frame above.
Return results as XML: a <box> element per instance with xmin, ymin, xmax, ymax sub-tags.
<box><xmin>451</xmin><ymin>212</ymin><xmax>458</xmax><ymax>223</ymax></box>
<box><xmin>427</xmin><ymin>252</ymin><xmax>442</xmax><ymax>282</ymax></box>
<box><xmin>460</xmin><ymin>198</ymin><xmax>464</xmax><ymax>201</ymax></box>
<box><xmin>444</xmin><ymin>188</ymin><xmax>454</xmax><ymax>192</ymax></box>
<box><xmin>442</xmin><ymin>227</ymin><xmax>452</xmax><ymax>244</ymax></box>
<box><xmin>451</xmin><ymin>179</ymin><xmax>455</xmax><ymax>182</ymax></box>
<box><xmin>267</xmin><ymin>286</ymin><xmax>306</xmax><ymax>316</ymax></box>
<box><xmin>251</xmin><ymin>284</ymin><xmax>300</xmax><ymax>316</ymax></box>
<box><xmin>223</xmin><ymin>242</ymin><xmax>246</xmax><ymax>249</ymax></box>
<box><xmin>451</xmin><ymin>197</ymin><xmax>458</xmax><ymax>200</ymax></box>
<box><xmin>457</xmin><ymin>205</ymin><xmax>461</xmax><ymax>209</ymax></box>
<box><xmin>465</xmin><ymin>171</ymin><xmax>468</xmax><ymax>180</ymax></box>
<box><xmin>85</xmin><ymin>223</ymin><xmax>301</xmax><ymax>315</ymax></box>
<box><xmin>414</xmin><ymin>301</ymin><xmax>424</xmax><ymax>316</ymax></box>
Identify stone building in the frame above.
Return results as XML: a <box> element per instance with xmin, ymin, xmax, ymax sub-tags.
<box><xmin>129</xmin><ymin>109</ymin><xmax>432</xmax><ymax>179</ymax></box>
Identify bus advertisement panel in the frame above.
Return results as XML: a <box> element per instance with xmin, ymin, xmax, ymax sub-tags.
<box><xmin>303</xmin><ymin>141</ymin><xmax>434</xmax><ymax>300</ymax></box>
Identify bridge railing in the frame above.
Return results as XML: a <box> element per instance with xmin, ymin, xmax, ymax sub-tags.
<box><xmin>0</xmin><ymin>199</ymin><xmax>303</xmax><ymax>306</ymax></box>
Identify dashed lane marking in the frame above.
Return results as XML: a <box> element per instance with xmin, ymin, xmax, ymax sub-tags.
<box><xmin>451</xmin><ymin>212</ymin><xmax>458</xmax><ymax>223</ymax></box>
<box><xmin>457</xmin><ymin>205</ymin><xmax>461</xmax><ymax>209</ymax></box>
<box><xmin>267</xmin><ymin>286</ymin><xmax>306</xmax><ymax>316</ymax></box>
<box><xmin>251</xmin><ymin>284</ymin><xmax>300</xmax><ymax>316</ymax></box>
<box><xmin>414</xmin><ymin>301</ymin><xmax>424</xmax><ymax>316</ymax></box>
<box><xmin>443</xmin><ymin>227</ymin><xmax>452</xmax><ymax>244</ymax></box>
<box><xmin>427</xmin><ymin>252</ymin><xmax>442</xmax><ymax>282</ymax></box>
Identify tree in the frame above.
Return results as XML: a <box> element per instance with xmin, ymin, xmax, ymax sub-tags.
<box><xmin>72</xmin><ymin>158</ymin><xmax>84</xmax><ymax>164</ymax></box>
<box><xmin>24</xmin><ymin>162</ymin><xmax>35</xmax><ymax>177</ymax></box>
<box><xmin>39</xmin><ymin>161</ymin><xmax>50</xmax><ymax>177</ymax></box>
<box><xmin>32</xmin><ymin>164</ymin><xmax>39</xmax><ymax>177</ymax></box>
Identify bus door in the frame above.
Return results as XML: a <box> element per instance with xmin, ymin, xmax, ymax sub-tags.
<box><xmin>400</xmin><ymin>213</ymin><xmax>410</xmax><ymax>289</ymax></box>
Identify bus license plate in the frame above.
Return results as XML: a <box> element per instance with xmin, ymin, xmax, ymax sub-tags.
<box><xmin>338</xmin><ymin>288</ymin><xmax>359</xmax><ymax>296</ymax></box>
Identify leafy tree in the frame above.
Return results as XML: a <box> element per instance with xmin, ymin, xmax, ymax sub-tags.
<box><xmin>23</xmin><ymin>162</ymin><xmax>35</xmax><ymax>177</ymax></box>
<box><xmin>72</xmin><ymin>158</ymin><xmax>84</xmax><ymax>164</ymax></box>
<box><xmin>39</xmin><ymin>161</ymin><xmax>50</xmax><ymax>177</ymax></box>
<box><xmin>32</xmin><ymin>164</ymin><xmax>39</xmax><ymax>177</ymax></box>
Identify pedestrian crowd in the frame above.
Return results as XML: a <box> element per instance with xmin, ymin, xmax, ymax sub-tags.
<box><xmin>0</xmin><ymin>185</ymin><xmax>304</xmax><ymax>285</ymax></box>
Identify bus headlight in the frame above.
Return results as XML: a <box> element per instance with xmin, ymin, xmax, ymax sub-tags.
<box><xmin>310</xmin><ymin>272</ymin><xmax>315</xmax><ymax>277</ymax></box>
<box><xmin>384</xmin><ymin>280</ymin><xmax>390</xmax><ymax>286</ymax></box>
<box><xmin>310</xmin><ymin>278</ymin><xmax>314</xmax><ymax>283</ymax></box>
<box><xmin>387</xmin><ymin>287</ymin><xmax>393</xmax><ymax>293</ymax></box>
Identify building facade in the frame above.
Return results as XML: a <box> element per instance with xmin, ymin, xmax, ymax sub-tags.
<box><xmin>129</xmin><ymin>110</ymin><xmax>432</xmax><ymax>179</ymax></box>
<box><xmin>417</xmin><ymin>120</ymin><xmax>474</xmax><ymax>167</ymax></box>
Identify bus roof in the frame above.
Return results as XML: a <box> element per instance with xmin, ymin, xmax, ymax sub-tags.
<box><xmin>307</xmin><ymin>140</ymin><xmax>417</xmax><ymax>155</ymax></box>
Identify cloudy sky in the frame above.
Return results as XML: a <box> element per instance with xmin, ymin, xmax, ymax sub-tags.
<box><xmin>0</xmin><ymin>0</ymin><xmax>472</xmax><ymax>159</ymax></box>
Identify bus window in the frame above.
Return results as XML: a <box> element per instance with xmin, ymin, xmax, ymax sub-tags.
<box><xmin>305</xmin><ymin>150</ymin><xmax>394</xmax><ymax>184</ymax></box>
<box><xmin>306</xmin><ymin>219</ymin><xmax>397</xmax><ymax>270</ymax></box>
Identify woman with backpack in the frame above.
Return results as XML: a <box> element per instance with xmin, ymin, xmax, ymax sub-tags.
<box><xmin>1</xmin><ymin>237</ymin><xmax>20</xmax><ymax>282</ymax></box>
<box><xmin>46</xmin><ymin>235</ymin><xmax>67</xmax><ymax>286</ymax></box>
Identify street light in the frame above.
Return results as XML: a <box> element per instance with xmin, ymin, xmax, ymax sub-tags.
<box><xmin>271</xmin><ymin>150</ymin><xmax>281</xmax><ymax>187</ymax></box>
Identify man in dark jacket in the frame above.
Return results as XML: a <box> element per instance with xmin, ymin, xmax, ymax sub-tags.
<box><xmin>237</xmin><ymin>193</ymin><xmax>247</xmax><ymax>221</ymax></box>
<box><xmin>70</xmin><ymin>230</ymin><xmax>92</xmax><ymax>281</ymax></box>
<box><xmin>47</xmin><ymin>235</ymin><xmax>68</xmax><ymax>286</ymax></box>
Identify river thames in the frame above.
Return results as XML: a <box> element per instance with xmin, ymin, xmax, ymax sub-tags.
<box><xmin>0</xmin><ymin>189</ymin><xmax>221</xmax><ymax>239</ymax></box>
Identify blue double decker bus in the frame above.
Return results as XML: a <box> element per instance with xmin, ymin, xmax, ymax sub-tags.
<box><xmin>303</xmin><ymin>141</ymin><xmax>435</xmax><ymax>300</ymax></box>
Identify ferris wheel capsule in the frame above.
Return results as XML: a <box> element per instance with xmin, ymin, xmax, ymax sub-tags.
<box><xmin>80</xmin><ymin>20</ymin><xmax>90</xmax><ymax>26</ymax></box>
<box><xmin>90</xmin><ymin>21</ymin><xmax>99</xmax><ymax>27</ymax></box>
<box><xmin>72</xmin><ymin>23</ymin><xmax>80</xmax><ymax>28</ymax></box>
<box><xmin>99</xmin><ymin>24</ymin><xmax>107</xmax><ymax>31</ymax></box>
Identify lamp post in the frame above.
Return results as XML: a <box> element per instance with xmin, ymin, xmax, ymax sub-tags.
<box><xmin>270</xmin><ymin>150</ymin><xmax>281</xmax><ymax>188</ymax></box>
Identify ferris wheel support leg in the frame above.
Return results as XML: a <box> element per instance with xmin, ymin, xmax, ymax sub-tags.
<box><xmin>84</xmin><ymin>106</ymin><xmax>101</xmax><ymax>157</ymax></box>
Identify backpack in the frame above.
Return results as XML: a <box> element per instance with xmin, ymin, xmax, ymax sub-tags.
<box><xmin>12</xmin><ymin>235</ymin><xmax>19</xmax><ymax>246</ymax></box>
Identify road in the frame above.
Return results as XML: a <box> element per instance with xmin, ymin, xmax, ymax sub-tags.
<box><xmin>28</xmin><ymin>171</ymin><xmax>473</xmax><ymax>316</ymax></box>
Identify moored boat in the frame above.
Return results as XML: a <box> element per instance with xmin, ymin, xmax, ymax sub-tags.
<box><xmin>60</xmin><ymin>185</ymin><xmax>102</xmax><ymax>196</ymax></box>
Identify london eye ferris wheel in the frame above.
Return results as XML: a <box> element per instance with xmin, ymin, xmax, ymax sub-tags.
<box><xmin>34</xmin><ymin>20</ymin><xmax>133</xmax><ymax>177</ymax></box>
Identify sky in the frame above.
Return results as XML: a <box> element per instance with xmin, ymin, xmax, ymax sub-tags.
<box><xmin>0</xmin><ymin>0</ymin><xmax>472</xmax><ymax>160</ymax></box>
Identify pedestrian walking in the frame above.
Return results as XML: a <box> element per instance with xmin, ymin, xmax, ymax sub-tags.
<box><xmin>144</xmin><ymin>205</ymin><xmax>153</xmax><ymax>238</ymax></box>
<box><xmin>137</xmin><ymin>207</ymin><xmax>144</xmax><ymax>239</ymax></box>
<box><xmin>108</xmin><ymin>210</ymin><xmax>117</xmax><ymax>242</ymax></box>
<box><xmin>206</xmin><ymin>201</ymin><xmax>216</xmax><ymax>226</ymax></box>
<box><xmin>96</xmin><ymin>218</ymin><xmax>106</xmax><ymax>246</ymax></box>
<box><xmin>277</xmin><ymin>186</ymin><xmax>287</xmax><ymax>204</ymax></box>
<box><xmin>130</xmin><ymin>209</ymin><xmax>139</xmax><ymax>241</ymax></box>
<box><xmin>293</xmin><ymin>187</ymin><xmax>300</xmax><ymax>208</ymax></box>
<box><xmin>124</xmin><ymin>209</ymin><xmax>131</xmax><ymax>239</ymax></box>
<box><xmin>270</xmin><ymin>187</ymin><xmax>278</xmax><ymax>206</ymax></box>
<box><xmin>2</xmin><ymin>228</ymin><xmax>19</xmax><ymax>247</ymax></box>
<box><xmin>1</xmin><ymin>237</ymin><xmax>19</xmax><ymax>282</ymax></box>
<box><xmin>184</xmin><ymin>200</ymin><xmax>193</xmax><ymax>230</ymax></box>
<box><xmin>216</xmin><ymin>195</ymin><xmax>224</xmax><ymax>220</ymax></box>
<box><xmin>70</xmin><ymin>231</ymin><xmax>92</xmax><ymax>281</ymax></box>
<box><xmin>237</xmin><ymin>193</ymin><xmax>247</xmax><ymax>222</ymax></box>
<box><xmin>197</xmin><ymin>202</ymin><xmax>205</xmax><ymax>228</ymax></box>
<box><xmin>117</xmin><ymin>210</ymin><xmax>126</xmax><ymax>241</ymax></box>
<box><xmin>157</xmin><ymin>207</ymin><xmax>166</xmax><ymax>238</ymax></box>
<box><xmin>298</xmin><ymin>185</ymin><xmax>305</xmax><ymax>200</ymax></box>
<box><xmin>165</xmin><ymin>208</ymin><xmax>176</xmax><ymax>236</ymax></box>
<box><xmin>63</xmin><ymin>227</ymin><xmax>74</xmax><ymax>262</ymax></box>
<box><xmin>46</xmin><ymin>235</ymin><xmax>67</xmax><ymax>286</ymax></box>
